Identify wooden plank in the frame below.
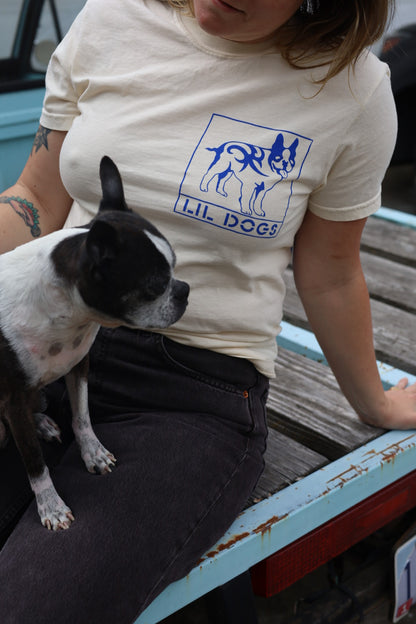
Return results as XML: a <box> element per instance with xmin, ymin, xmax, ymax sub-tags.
<box><xmin>248</xmin><ymin>428</ymin><xmax>328</xmax><ymax>506</ymax></box>
<box><xmin>362</xmin><ymin>215</ymin><xmax>416</xmax><ymax>267</ymax></box>
<box><xmin>371</xmin><ymin>301</ymin><xmax>416</xmax><ymax>375</ymax></box>
<box><xmin>278</xmin><ymin>321</ymin><xmax>414</xmax><ymax>389</ymax></box>
<box><xmin>283</xmin><ymin>269</ymin><xmax>416</xmax><ymax>376</ymax></box>
<box><xmin>282</xmin><ymin>212</ymin><xmax>416</xmax><ymax>371</ymax></box>
<box><xmin>267</xmin><ymin>348</ymin><xmax>384</xmax><ymax>460</ymax></box>
<box><xmin>360</xmin><ymin>250</ymin><xmax>416</xmax><ymax>313</ymax></box>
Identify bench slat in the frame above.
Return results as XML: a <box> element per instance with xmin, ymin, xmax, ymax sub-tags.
<box><xmin>361</xmin><ymin>216</ymin><xmax>416</xmax><ymax>267</ymax></box>
<box><xmin>360</xmin><ymin>250</ymin><xmax>416</xmax><ymax>313</ymax></box>
<box><xmin>267</xmin><ymin>348</ymin><xmax>384</xmax><ymax>461</ymax></box>
<box><xmin>248</xmin><ymin>427</ymin><xmax>328</xmax><ymax>505</ymax></box>
<box><xmin>283</xmin><ymin>269</ymin><xmax>416</xmax><ymax>375</ymax></box>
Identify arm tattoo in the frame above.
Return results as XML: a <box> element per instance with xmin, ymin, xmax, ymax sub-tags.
<box><xmin>0</xmin><ymin>196</ymin><xmax>41</xmax><ymax>238</ymax></box>
<box><xmin>32</xmin><ymin>125</ymin><xmax>51</xmax><ymax>154</ymax></box>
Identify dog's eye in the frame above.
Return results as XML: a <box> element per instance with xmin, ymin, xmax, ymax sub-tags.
<box><xmin>141</xmin><ymin>275</ymin><xmax>170</xmax><ymax>301</ymax></box>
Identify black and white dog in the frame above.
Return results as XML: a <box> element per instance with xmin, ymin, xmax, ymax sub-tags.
<box><xmin>0</xmin><ymin>156</ymin><xmax>189</xmax><ymax>530</ymax></box>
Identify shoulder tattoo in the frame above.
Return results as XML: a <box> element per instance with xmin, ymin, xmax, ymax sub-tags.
<box><xmin>0</xmin><ymin>196</ymin><xmax>41</xmax><ymax>238</ymax></box>
<box><xmin>32</xmin><ymin>125</ymin><xmax>52</xmax><ymax>154</ymax></box>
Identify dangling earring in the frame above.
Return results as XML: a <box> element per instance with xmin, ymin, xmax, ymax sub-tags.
<box><xmin>300</xmin><ymin>0</ymin><xmax>318</xmax><ymax>15</ymax></box>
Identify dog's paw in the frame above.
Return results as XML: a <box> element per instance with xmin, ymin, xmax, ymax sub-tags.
<box><xmin>81</xmin><ymin>437</ymin><xmax>117</xmax><ymax>475</ymax></box>
<box><xmin>37</xmin><ymin>488</ymin><xmax>74</xmax><ymax>531</ymax></box>
<box><xmin>34</xmin><ymin>412</ymin><xmax>62</xmax><ymax>443</ymax></box>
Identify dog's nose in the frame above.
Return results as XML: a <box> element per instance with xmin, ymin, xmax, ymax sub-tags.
<box><xmin>173</xmin><ymin>280</ymin><xmax>190</xmax><ymax>303</ymax></box>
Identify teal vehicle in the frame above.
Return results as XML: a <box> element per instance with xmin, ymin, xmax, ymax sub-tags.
<box><xmin>0</xmin><ymin>0</ymin><xmax>85</xmax><ymax>189</ymax></box>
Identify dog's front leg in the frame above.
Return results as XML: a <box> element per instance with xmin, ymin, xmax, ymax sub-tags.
<box><xmin>65</xmin><ymin>356</ymin><xmax>116</xmax><ymax>474</ymax></box>
<box><xmin>33</xmin><ymin>390</ymin><xmax>62</xmax><ymax>443</ymax></box>
<box><xmin>5</xmin><ymin>394</ymin><xmax>74</xmax><ymax>530</ymax></box>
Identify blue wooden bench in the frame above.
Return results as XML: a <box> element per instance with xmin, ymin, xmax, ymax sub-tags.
<box><xmin>135</xmin><ymin>348</ymin><xmax>416</xmax><ymax>622</ymax></box>
<box><xmin>135</xmin><ymin>207</ymin><xmax>416</xmax><ymax>623</ymax></box>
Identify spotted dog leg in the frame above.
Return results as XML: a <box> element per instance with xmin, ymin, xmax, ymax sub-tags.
<box><xmin>33</xmin><ymin>412</ymin><xmax>62</xmax><ymax>443</ymax></box>
<box><xmin>65</xmin><ymin>356</ymin><xmax>116</xmax><ymax>475</ymax></box>
<box><xmin>5</xmin><ymin>392</ymin><xmax>74</xmax><ymax>530</ymax></box>
<box><xmin>33</xmin><ymin>389</ymin><xmax>61</xmax><ymax>442</ymax></box>
<box><xmin>29</xmin><ymin>466</ymin><xmax>74</xmax><ymax>530</ymax></box>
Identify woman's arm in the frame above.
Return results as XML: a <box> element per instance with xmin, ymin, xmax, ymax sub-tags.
<box><xmin>0</xmin><ymin>126</ymin><xmax>72</xmax><ymax>253</ymax></box>
<box><xmin>292</xmin><ymin>209</ymin><xmax>416</xmax><ymax>429</ymax></box>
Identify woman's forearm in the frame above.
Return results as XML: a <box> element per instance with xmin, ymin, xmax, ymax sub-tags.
<box><xmin>0</xmin><ymin>184</ymin><xmax>45</xmax><ymax>251</ymax></box>
<box><xmin>0</xmin><ymin>127</ymin><xmax>71</xmax><ymax>253</ymax></box>
<box><xmin>296</xmin><ymin>269</ymin><xmax>387</xmax><ymax>425</ymax></box>
<box><xmin>292</xmin><ymin>210</ymin><xmax>416</xmax><ymax>430</ymax></box>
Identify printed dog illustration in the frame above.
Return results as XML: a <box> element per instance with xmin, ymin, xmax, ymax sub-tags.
<box><xmin>200</xmin><ymin>133</ymin><xmax>299</xmax><ymax>217</ymax></box>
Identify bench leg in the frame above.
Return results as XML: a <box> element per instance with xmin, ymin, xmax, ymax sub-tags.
<box><xmin>205</xmin><ymin>571</ymin><xmax>259</xmax><ymax>624</ymax></box>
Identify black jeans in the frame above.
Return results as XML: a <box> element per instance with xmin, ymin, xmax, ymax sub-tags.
<box><xmin>0</xmin><ymin>328</ymin><xmax>268</xmax><ymax>624</ymax></box>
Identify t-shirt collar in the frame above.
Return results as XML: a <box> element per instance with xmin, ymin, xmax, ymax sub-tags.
<box><xmin>175</xmin><ymin>11</ymin><xmax>277</xmax><ymax>57</ymax></box>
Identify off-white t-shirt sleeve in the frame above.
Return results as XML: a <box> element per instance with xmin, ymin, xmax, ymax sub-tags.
<box><xmin>308</xmin><ymin>70</ymin><xmax>397</xmax><ymax>221</ymax></box>
<box><xmin>40</xmin><ymin>9</ymin><xmax>85</xmax><ymax>131</ymax></box>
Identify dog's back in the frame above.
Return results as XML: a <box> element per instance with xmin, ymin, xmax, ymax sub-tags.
<box><xmin>0</xmin><ymin>228</ymin><xmax>100</xmax><ymax>388</ymax></box>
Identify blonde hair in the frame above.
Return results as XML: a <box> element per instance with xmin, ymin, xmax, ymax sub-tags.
<box><xmin>166</xmin><ymin>0</ymin><xmax>395</xmax><ymax>83</ymax></box>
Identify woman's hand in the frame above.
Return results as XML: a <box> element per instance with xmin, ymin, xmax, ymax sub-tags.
<box><xmin>379</xmin><ymin>378</ymin><xmax>416</xmax><ymax>430</ymax></box>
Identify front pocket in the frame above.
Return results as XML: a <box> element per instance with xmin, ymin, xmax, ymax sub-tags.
<box><xmin>160</xmin><ymin>336</ymin><xmax>255</xmax><ymax>396</ymax></box>
<box><xmin>159</xmin><ymin>336</ymin><xmax>256</xmax><ymax>433</ymax></box>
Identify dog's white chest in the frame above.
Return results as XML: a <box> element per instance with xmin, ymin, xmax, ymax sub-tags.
<box><xmin>5</xmin><ymin>297</ymin><xmax>100</xmax><ymax>386</ymax></box>
<box><xmin>22</xmin><ymin>323</ymin><xmax>100</xmax><ymax>385</ymax></box>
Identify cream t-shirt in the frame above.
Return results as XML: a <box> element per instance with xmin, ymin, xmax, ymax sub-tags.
<box><xmin>40</xmin><ymin>0</ymin><xmax>397</xmax><ymax>377</ymax></box>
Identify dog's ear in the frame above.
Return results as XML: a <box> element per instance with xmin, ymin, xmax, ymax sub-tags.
<box><xmin>86</xmin><ymin>220</ymin><xmax>119</xmax><ymax>267</ymax></box>
<box><xmin>290</xmin><ymin>137</ymin><xmax>299</xmax><ymax>156</ymax></box>
<box><xmin>272</xmin><ymin>133</ymin><xmax>285</xmax><ymax>154</ymax></box>
<box><xmin>99</xmin><ymin>156</ymin><xmax>130</xmax><ymax>212</ymax></box>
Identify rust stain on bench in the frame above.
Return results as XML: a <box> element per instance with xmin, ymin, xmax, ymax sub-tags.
<box><xmin>202</xmin><ymin>514</ymin><xmax>290</xmax><ymax>561</ymax></box>
<box><xmin>327</xmin><ymin>464</ymin><xmax>369</xmax><ymax>489</ymax></box>
<box><xmin>198</xmin><ymin>433</ymin><xmax>416</xmax><ymax>565</ymax></box>
<box><xmin>323</xmin><ymin>435</ymin><xmax>416</xmax><ymax>492</ymax></box>
<box><xmin>362</xmin><ymin>434</ymin><xmax>416</xmax><ymax>466</ymax></box>
<box><xmin>204</xmin><ymin>532</ymin><xmax>251</xmax><ymax>559</ymax></box>
<box><xmin>253</xmin><ymin>514</ymin><xmax>288</xmax><ymax>536</ymax></box>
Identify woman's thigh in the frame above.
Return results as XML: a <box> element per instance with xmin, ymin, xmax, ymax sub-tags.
<box><xmin>0</xmin><ymin>329</ymin><xmax>269</xmax><ymax>624</ymax></box>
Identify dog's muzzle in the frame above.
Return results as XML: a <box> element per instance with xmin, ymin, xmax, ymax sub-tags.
<box><xmin>172</xmin><ymin>280</ymin><xmax>190</xmax><ymax>307</ymax></box>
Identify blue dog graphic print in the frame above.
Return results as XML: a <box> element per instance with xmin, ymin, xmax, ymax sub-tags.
<box><xmin>199</xmin><ymin>133</ymin><xmax>299</xmax><ymax>217</ymax></box>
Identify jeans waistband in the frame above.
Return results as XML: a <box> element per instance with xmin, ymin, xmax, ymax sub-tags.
<box><xmin>159</xmin><ymin>334</ymin><xmax>261</xmax><ymax>390</ymax></box>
